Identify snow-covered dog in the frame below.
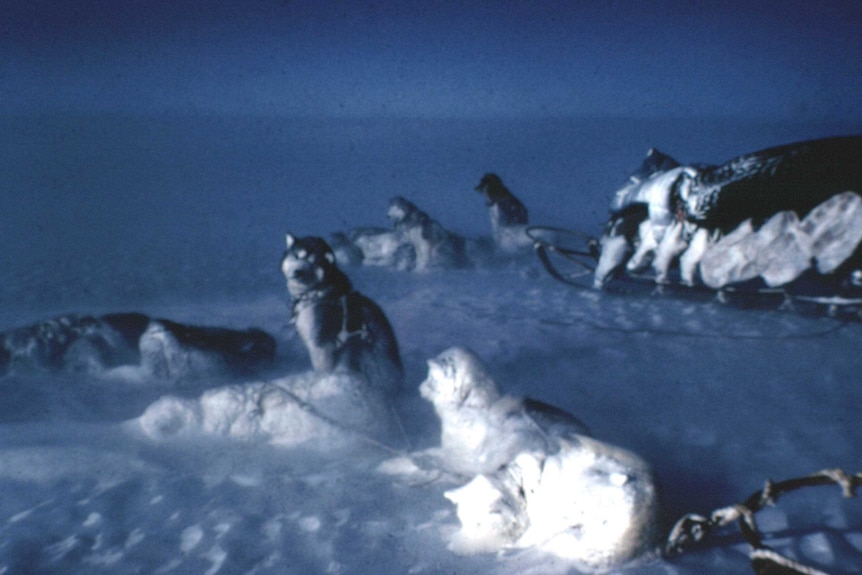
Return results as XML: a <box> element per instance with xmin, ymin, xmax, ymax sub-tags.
<box><xmin>418</xmin><ymin>347</ymin><xmax>660</xmax><ymax>571</ymax></box>
<box><xmin>338</xmin><ymin>226</ymin><xmax>416</xmax><ymax>270</ymax></box>
<box><xmin>0</xmin><ymin>312</ymin><xmax>275</xmax><ymax>379</ymax></box>
<box><xmin>418</xmin><ymin>346</ymin><xmax>558</xmax><ymax>474</ymax></box>
<box><xmin>474</xmin><ymin>173</ymin><xmax>532</xmax><ymax>255</ymax></box>
<box><xmin>281</xmin><ymin>233</ymin><xmax>404</xmax><ymax>395</ymax></box>
<box><xmin>387</xmin><ymin>196</ymin><xmax>470</xmax><ymax>271</ymax></box>
<box><xmin>137</xmin><ymin>319</ymin><xmax>276</xmax><ymax>380</ymax></box>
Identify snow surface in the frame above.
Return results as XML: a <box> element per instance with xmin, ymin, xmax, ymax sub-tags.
<box><xmin>1</xmin><ymin>115</ymin><xmax>862</xmax><ymax>574</ymax></box>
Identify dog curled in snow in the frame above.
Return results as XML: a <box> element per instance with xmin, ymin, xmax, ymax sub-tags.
<box><xmin>0</xmin><ymin>312</ymin><xmax>275</xmax><ymax>379</ymax></box>
<box><xmin>418</xmin><ymin>346</ymin><xmax>660</xmax><ymax>571</ymax></box>
<box><xmin>474</xmin><ymin>173</ymin><xmax>532</xmax><ymax>255</ymax></box>
<box><xmin>281</xmin><ymin>233</ymin><xmax>404</xmax><ymax>395</ymax></box>
<box><xmin>387</xmin><ymin>196</ymin><xmax>470</xmax><ymax>271</ymax></box>
<box><xmin>339</xmin><ymin>226</ymin><xmax>417</xmax><ymax>270</ymax></box>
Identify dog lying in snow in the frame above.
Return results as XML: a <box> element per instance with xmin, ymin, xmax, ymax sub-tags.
<box><xmin>387</xmin><ymin>196</ymin><xmax>471</xmax><ymax>271</ymax></box>
<box><xmin>333</xmin><ymin>227</ymin><xmax>417</xmax><ymax>270</ymax></box>
<box><xmin>382</xmin><ymin>346</ymin><xmax>660</xmax><ymax>571</ymax></box>
<box><xmin>136</xmin><ymin>369</ymin><xmax>396</xmax><ymax>449</ymax></box>
<box><xmin>136</xmin><ymin>233</ymin><xmax>405</xmax><ymax>449</ymax></box>
<box><xmin>415</xmin><ymin>346</ymin><xmax>590</xmax><ymax>475</ymax></box>
<box><xmin>0</xmin><ymin>312</ymin><xmax>275</xmax><ymax>379</ymax></box>
<box><xmin>281</xmin><ymin>233</ymin><xmax>404</xmax><ymax>395</ymax></box>
<box><xmin>333</xmin><ymin>197</ymin><xmax>472</xmax><ymax>271</ymax></box>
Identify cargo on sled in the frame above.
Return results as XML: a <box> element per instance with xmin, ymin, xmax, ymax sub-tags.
<box><xmin>529</xmin><ymin>136</ymin><xmax>862</xmax><ymax>312</ymax></box>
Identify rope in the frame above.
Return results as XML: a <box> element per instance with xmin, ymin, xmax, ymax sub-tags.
<box><xmin>664</xmin><ymin>469</ymin><xmax>862</xmax><ymax>575</ymax></box>
<box><xmin>274</xmin><ymin>383</ymin><xmax>408</xmax><ymax>457</ymax></box>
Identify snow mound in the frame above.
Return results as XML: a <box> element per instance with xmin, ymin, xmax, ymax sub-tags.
<box><xmin>136</xmin><ymin>370</ymin><xmax>398</xmax><ymax>449</ymax></box>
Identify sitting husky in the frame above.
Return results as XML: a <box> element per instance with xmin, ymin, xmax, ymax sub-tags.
<box><xmin>387</xmin><ymin>196</ymin><xmax>471</xmax><ymax>271</ymax></box>
<box><xmin>0</xmin><ymin>312</ymin><xmax>275</xmax><ymax>379</ymax></box>
<box><xmin>281</xmin><ymin>233</ymin><xmax>404</xmax><ymax>395</ymax></box>
<box><xmin>474</xmin><ymin>173</ymin><xmax>532</xmax><ymax>255</ymax></box>
<box><xmin>416</xmin><ymin>347</ymin><xmax>660</xmax><ymax>570</ymax></box>
<box><xmin>418</xmin><ymin>346</ymin><xmax>590</xmax><ymax>475</ymax></box>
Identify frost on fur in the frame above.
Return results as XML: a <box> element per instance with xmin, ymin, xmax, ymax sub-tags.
<box><xmin>136</xmin><ymin>371</ymin><xmax>395</xmax><ymax>449</ymax></box>
<box><xmin>417</xmin><ymin>346</ymin><xmax>661</xmax><ymax>571</ymax></box>
<box><xmin>593</xmin><ymin>137</ymin><xmax>862</xmax><ymax>293</ymax></box>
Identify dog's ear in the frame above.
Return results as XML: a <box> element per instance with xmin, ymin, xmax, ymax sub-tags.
<box><xmin>286</xmin><ymin>233</ymin><xmax>296</xmax><ymax>249</ymax></box>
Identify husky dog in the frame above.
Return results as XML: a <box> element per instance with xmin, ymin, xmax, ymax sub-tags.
<box><xmin>281</xmin><ymin>233</ymin><xmax>404</xmax><ymax>395</ymax></box>
<box><xmin>387</xmin><ymin>196</ymin><xmax>470</xmax><ymax>271</ymax></box>
<box><xmin>343</xmin><ymin>226</ymin><xmax>416</xmax><ymax>270</ymax></box>
<box><xmin>419</xmin><ymin>346</ymin><xmax>589</xmax><ymax>475</ymax></box>
<box><xmin>474</xmin><ymin>173</ymin><xmax>532</xmax><ymax>255</ymax></box>
<box><xmin>0</xmin><ymin>312</ymin><xmax>275</xmax><ymax>378</ymax></box>
<box><xmin>418</xmin><ymin>347</ymin><xmax>659</xmax><ymax>569</ymax></box>
<box><xmin>327</xmin><ymin>231</ymin><xmax>365</xmax><ymax>267</ymax></box>
<box><xmin>138</xmin><ymin>319</ymin><xmax>275</xmax><ymax>379</ymax></box>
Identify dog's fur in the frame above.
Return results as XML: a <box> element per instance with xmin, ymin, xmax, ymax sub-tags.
<box><xmin>281</xmin><ymin>233</ymin><xmax>404</xmax><ymax>395</ymax></box>
<box><xmin>474</xmin><ymin>173</ymin><xmax>529</xmax><ymax>227</ymax></box>
<box><xmin>0</xmin><ymin>312</ymin><xmax>275</xmax><ymax>377</ymax></box>
<box><xmin>387</xmin><ymin>196</ymin><xmax>470</xmax><ymax>271</ymax></box>
<box><xmin>418</xmin><ymin>346</ymin><xmax>590</xmax><ymax>475</ymax></box>
<box><xmin>474</xmin><ymin>174</ymin><xmax>532</xmax><ymax>254</ymax></box>
<box><xmin>342</xmin><ymin>227</ymin><xmax>417</xmax><ymax>270</ymax></box>
<box><xmin>419</xmin><ymin>347</ymin><xmax>659</xmax><ymax>568</ymax></box>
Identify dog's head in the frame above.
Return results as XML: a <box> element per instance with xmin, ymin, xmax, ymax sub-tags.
<box><xmin>281</xmin><ymin>233</ymin><xmax>346</xmax><ymax>297</ymax></box>
<box><xmin>420</xmin><ymin>347</ymin><xmax>501</xmax><ymax>410</ymax></box>
<box><xmin>474</xmin><ymin>173</ymin><xmax>510</xmax><ymax>203</ymax></box>
<box><xmin>387</xmin><ymin>196</ymin><xmax>417</xmax><ymax>224</ymax></box>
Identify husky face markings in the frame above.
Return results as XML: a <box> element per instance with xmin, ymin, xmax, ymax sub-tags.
<box><xmin>282</xmin><ymin>234</ymin><xmax>339</xmax><ymax>297</ymax></box>
<box><xmin>281</xmin><ymin>233</ymin><xmax>404</xmax><ymax>394</ymax></box>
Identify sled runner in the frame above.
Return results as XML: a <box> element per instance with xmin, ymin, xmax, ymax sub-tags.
<box><xmin>528</xmin><ymin>225</ymin><xmax>862</xmax><ymax>316</ymax></box>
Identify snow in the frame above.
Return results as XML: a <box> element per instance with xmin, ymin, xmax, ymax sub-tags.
<box><xmin>1</xmin><ymin>114</ymin><xmax>862</xmax><ymax>574</ymax></box>
<box><xmin>423</xmin><ymin>347</ymin><xmax>662</xmax><ymax>571</ymax></box>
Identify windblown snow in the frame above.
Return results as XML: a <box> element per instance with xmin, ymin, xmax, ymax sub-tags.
<box><xmin>1</xmin><ymin>115</ymin><xmax>860</xmax><ymax>575</ymax></box>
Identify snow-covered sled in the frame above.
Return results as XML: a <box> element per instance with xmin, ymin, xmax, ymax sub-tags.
<box><xmin>530</xmin><ymin>137</ymin><xmax>862</xmax><ymax>313</ymax></box>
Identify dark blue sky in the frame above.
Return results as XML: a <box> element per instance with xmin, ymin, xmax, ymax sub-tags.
<box><xmin>2</xmin><ymin>0</ymin><xmax>861</xmax><ymax>119</ymax></box>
